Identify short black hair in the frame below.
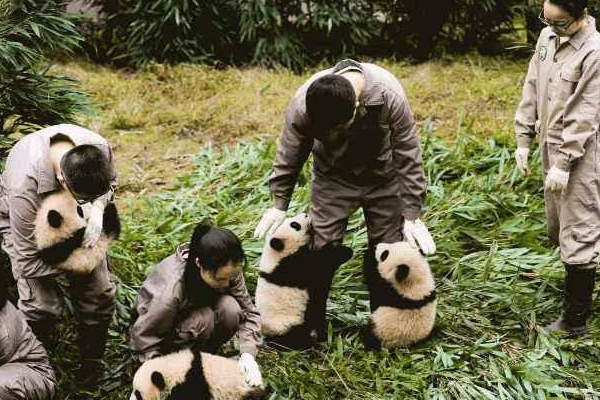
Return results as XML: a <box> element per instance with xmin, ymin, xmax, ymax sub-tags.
<box><xmin>60</xmin><ymin>144</ymin><xmax>112</xmax><ymax>199</ymax></box>
<box><xmin>306</xmin><ymin>74</ymin><xmax>356</xmax><ymax>132</ymax></box>
<box><xmin>184</xmin><ymin>219</ymin><xmax>245</xmax><ymax>304</ymax></box>
<box><xmin>548</xmin><ymin>0</ymin><xmax>588</xmax><ymax>19</ymax></box>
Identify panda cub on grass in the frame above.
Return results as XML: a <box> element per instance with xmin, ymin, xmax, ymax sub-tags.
<box><xmin>255</xmin><ymin>213</ymin><xmax>353</xmax><ymax>349</ymax></box>
<box><xmin>364</xmin><ymin>241</ymin><xmax>436</xmax><ymax>349</ymax></box>
<box><xmin>34</xmin><ymin>190</ymin><xmax>120</xmax><ymax>275</ymax></box>
<box><xmin>130</xmin><ymin>349</ymin><xmax>267</xmax><ymax>400</ymax></box>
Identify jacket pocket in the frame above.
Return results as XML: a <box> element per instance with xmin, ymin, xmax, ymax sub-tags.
<box><xmin>560</xmin><ymin>69</ymin><xmax>582</xmax><ymax>83</ymax></box>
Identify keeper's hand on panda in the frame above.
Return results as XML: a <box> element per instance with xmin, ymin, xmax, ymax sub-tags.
<box><xmin>238</xmin><ymin>352</ymin><xmax>263</xmax><ymax>387</ymax></box>
<box><xmin>254</xmin><ymin>207</ymin><xmax>286</xmax><ymax>239</ymax></box>
<box><xmin>403</xmin><ymin>219</ymin><xmax>436</xmax><ymax>255</ymax></box>
<box><xmin>83</xmin><ymin>201</ymin><xmax>105</xmax><ymax>248</ymax></box>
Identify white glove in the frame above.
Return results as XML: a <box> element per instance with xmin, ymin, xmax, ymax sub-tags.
<box><xmin>403</xmin><ymin>219</ymin><xmax>436</xmax><ymax>255</ymax></box>
<box><xmin>254</xmin><ymin>207</ymin><xmax>286</xmax><ymax>239</ymax></box>
<box><xmin>515</xmin><ymin>147</ymin><xmax>530</xmax><ymax>175</ymax></box>
<box><xmin>238</xmin><ymin>353</ymin><xmax>263</xmax><ymax>387</ymax></box>
<box><xmin>545</xmin><ymin>165</ymin><xmax>570</xmax><ymax>193</ymax></box>
<box><xmin>83</xmin><ymin>203</ymin><xmax>104</xmax><ymax>248</ymax></box>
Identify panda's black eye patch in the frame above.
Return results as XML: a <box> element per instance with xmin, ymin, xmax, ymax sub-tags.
<box><xmin>135</xmin><ymin>390</ymin><xmax>143</xmax><ymax>400</ymax></box>
<box><xmin>151</xmin><ymin>371</ymin><xmax>166</xmax><ymax>390</ymax></box>
<box><xmin>76</xmin><ymin>206</ymin><xmax>84</xmax><ymax>218</ymax></box>
<box><xmin>380</xmin><ymin>250</ymin><xmax>389</xmax><ymax>262</ymax></box>
<box><xmin>47</xmin><ymin>210</ymin><xmax>63</xmax><ymax>228</ymax></box>
<box><xmin>270</xmin><ymin>238</ymin><xmax>285</xmax><ymax>251</ymax></box>
<box><xmin>395</xmin><ymin>264</ymin><xmax>410</xmax><ymax>282</ymax></box>
<box><xmin>290</xmin><ymin>221</ymin><xmax>301</xmax><ymax>231</ymax></box>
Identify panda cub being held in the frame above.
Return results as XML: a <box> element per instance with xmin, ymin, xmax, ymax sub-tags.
<box><xmin>255</xmin><ymin>213</ymin><xmax>353</xmax><ymax>349</ymax></box>
<box><xmin>365</xmin><ymin>241</ymin><xmax>436</xmax><ymax>350</ymax></box>
<box><xmin>34</xmin><ymin>190</ymin><xmax>120</xmax><ymax>275</ymax></box>
<box><xmin>130</xmin><ymin>349</ymin><xmax>268</xmax><ymax>400</ymax></box>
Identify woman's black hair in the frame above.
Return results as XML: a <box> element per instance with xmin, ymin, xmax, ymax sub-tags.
<box><xmin>184</xmin><ymin>219</ymin><xmax>245</xmax><ymax>304</ymax></box>
<box><xmin>548</xmin><ymin>0</ymin><xmax>588</xmax><ymax>19</ymax></box>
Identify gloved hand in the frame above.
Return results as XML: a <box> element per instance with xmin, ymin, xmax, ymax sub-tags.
<box><xmin>545</xmin><ymin>165</ymin><xmax>570</xmax><ymax>193</ymax></box>
<box><xmin>83</xmin><ymin>203</ymin><xmax>104</xmax><ymax>248</ymax></box>
<box><xmin>515</xmin><ymin>147</ymin><xmax>530</xmax><ymax>175</ymax></box>
<box><xmin>403</xmin><ymin>219</ymin><xmax>436</xmax><ymax>255</ymax></box>
<box><xmin>254</xmin><ymin>207</ymin><xmax>286</xmax><ymax>239</ymax></box>
<box><xmin>238</xmin><ymin>353</ymin><xmax>263</xmax><ymax>387</ymax></box>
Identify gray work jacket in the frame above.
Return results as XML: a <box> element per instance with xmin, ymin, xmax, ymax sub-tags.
<box><xmin>0</xmin><ymin>124</ymin><xmax>117</xmax><ymax>279</ymax></box>
<box><xmin>269</xmin><ymin>59</ymin><xmax>427</xmax><ymax>220</ymax></box>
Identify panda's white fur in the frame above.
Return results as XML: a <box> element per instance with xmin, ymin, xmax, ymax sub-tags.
<box><xmin>130</xmin><ymin>349</ymin><xmax>266</xmax><ymax>400</ymax></box>
<box><xmin>34</xmin><ymin>190</ymin><xmax>115</xmax><ymax>275</ymax></box>
<box><xmin>255</xmin><ymin>213</ymin><xmax>311</xmax><ymax>336</ymax></box>
<box><xmin>370</xmin><ymin>241</ymin><xmax>436</xmax><ymax>348</ymax></box>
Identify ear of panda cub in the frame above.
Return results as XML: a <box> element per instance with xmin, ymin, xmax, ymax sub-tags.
<box><xmin>102</xmin><ymin>202</ymin><xmax>121</xmax><ymax>239</ymax></box>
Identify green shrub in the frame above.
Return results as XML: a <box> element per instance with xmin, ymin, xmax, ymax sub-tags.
<box><xmin>88</xmin><ymin>0</ymin><xmax>524</xmax><ymax>70</ymax></box>
<box><xmin>86</xmin><ymin>0</ymin><xmax>243</xmax><ymax>67</ymax></box>
<box><xmin>0</xmin><ymin>0</ymin><xmax>88</xmax><ymax>145</ymax></box>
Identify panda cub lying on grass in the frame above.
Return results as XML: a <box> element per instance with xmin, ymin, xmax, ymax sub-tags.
<box><xmin>364</xmin><ymin>241</ymin><xmax>437</xmax><ymax>349</ymax></box>
<box><xmin>130</xmin><ymin>349</ymin><xmax>268</xmax><ymax>400</ymax></box>
<box><xmin>255</xmin><ymin>213</ymin><xmax>353</xmax><ymax>349</ymax></box>
<box><xmin>34</xmin><ymin>190</ymin><xmax>120</xmax><ymax>274</ymax></box>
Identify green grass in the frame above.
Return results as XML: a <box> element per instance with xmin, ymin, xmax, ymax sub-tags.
<box><xmin>48</xmin><ymin>126</ymin><xmax>600</xmax><ymax>400</ymax></box>
<box><xmin>53</xmin><ymin>55</ymin><xmax>525</xmax><ymax>194</ymax></box>
<box><xmin>24</xmin><ymin>56</ymin><xmax>600</xmax><ymax>399</ymax></box>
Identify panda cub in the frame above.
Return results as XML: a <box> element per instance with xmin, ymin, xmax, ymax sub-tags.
<box><xmin>255</xmin><ymin>213</ymin><xmax>353</xmax><ymax>349</ymax></box>
<box><xmin>130</xmin><ymin>349</ymin><xmax>267</xmax><ymax>400</ymax></box>
<box><xmin>365</xmin><ymin>241</ymin><xmax>436</xmax><ymax>349</ymax></box>
<box><xmin>34</xmin><ymin>190</ymin><xmax>120</xmax><ymax>275</ymax></box>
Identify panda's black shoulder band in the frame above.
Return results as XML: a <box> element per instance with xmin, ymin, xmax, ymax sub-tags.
<box><xmin>380</xmin><ymin>290</ymin><xmax>436</xmax><ymax>310</ymax></box>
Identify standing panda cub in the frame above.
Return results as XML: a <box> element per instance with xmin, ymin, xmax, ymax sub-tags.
<box><xmin>34</xmin><ymin>190</ymin><xmax>120</xmax><ymax>275</ymax></box>
<box><xmin>365</xmin><ymin>242</ymin><xmax>436</xmax><ymax>349</ymax></box>
<box><xmin>255</xmin><ymin>213</ymin><xmax>353</xmax><ymax>349</ymax></box>
<box><xmin>130</xmin><ymin>349</ymin><xmax>267</xmax><ymax>400</ymax></box>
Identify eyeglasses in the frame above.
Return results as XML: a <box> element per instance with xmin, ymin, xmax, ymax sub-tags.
<box><xmin>63</xmin><ymin>179</ymin><xmax>114</xmax><ymax>205</ymax></box>
<box><xmin>538</xmin><ymin>10</ymin><xmax>575</xmax><ymax>30</ymax></box>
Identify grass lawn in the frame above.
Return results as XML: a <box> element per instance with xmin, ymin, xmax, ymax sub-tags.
<box><xmin>40</xmin><ymin>55</ymin><xmax>600</xmax><ymax>399</ymax></box>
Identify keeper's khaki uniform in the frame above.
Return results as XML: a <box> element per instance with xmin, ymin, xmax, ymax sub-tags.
<box><xmin>515</xmin><ymin>18</ymin><xmax>600</xmax><ymax>267</ymax></box>
<box><xmin>0</xmin><ymin>301</ymin><xmax>55</xmax><ymax>400</ymax></box>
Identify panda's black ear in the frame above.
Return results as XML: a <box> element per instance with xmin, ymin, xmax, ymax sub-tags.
<box><xmin>47</xmin><ymin>210</ymin><xmax>63</xmax><ymax>228</ymax></box>
<box><xmin>380</xmin><ymin>250</ymin><xmax>389</xmax><ymax>262</ymax></box>
<box><xmin>270</xmin><ymin>238</ymin><xmax>285</xmax><ymax>251</ymax></box>
<box><xmin>395</xmin><ymin>264</ymin><xmax>410</xmax><ymax>282</ymax></box>
<box><xmin>151</xmin><ymin>371</ymin><xmax>166</xmax><ymax>390</ymax></box>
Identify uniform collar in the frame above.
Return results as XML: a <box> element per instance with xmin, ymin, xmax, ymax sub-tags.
<box><xmin>37</xmin><ymin>126</ymin><xmax>106</xmax><ymax>194</ymax></box>
<box><xmin>549</xmin><ymin>16</ymin><xmax>596</xmax><ymax>50</ymax></box>
<box><xmin>332</xmin><ymin>59</ymin><xmax>384</xmax><ymax>106</ymax></box>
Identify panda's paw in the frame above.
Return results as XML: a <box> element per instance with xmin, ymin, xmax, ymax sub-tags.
<box><xmin>363</xmin><ymin>328</ymin><xmax>382</xmax><ymax>351</ymax></box>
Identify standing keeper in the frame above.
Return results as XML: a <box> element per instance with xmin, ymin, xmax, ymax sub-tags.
<box><xmin>515</xmin><ymin>0</ymin><xmax>600</xmax><ymax>336</ymax></box>
<box><xmin>254</xmin><ymin>59</ymin><xmax>436</xmax><ymax>311</ymax></box>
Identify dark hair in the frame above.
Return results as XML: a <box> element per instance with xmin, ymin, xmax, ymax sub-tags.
<box><xmin>548</xmin><ymin>0</ymin><xmax>588</xmax><ymax>19</ymax></box>
<box><xmin>306</xmin><ymin>74</ymin><xmax>356</xmax><ymax>132</ymax></box>
<box><xmin>184</xmin><ymin>220</ymin><xmax>245</xmax><ymax>304</ymax></box>
<box><xmin>60</xmin><ymin>144</ymin><xmax>112</xmax><ymax>199</ymax></box>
